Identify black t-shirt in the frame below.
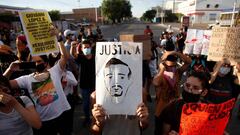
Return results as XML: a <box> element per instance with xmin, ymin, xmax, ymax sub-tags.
<box><xmin>76</xmin><ymin>54</ymin><xmax>95</xmax><ymax>89</ymax></box>
<box><xmin>161</xmin><ymin>99</ymin><xmax>185</xmax><ymax>133</ymax></box>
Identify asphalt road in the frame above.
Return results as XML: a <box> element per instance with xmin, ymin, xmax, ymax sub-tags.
<box><xmin>72</xmin><ymin>23</ymin><xmax>240</xmax><ymax>135</ymax></box>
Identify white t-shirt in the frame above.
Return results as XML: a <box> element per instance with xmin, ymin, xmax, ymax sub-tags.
<box><xmin>0</xmin><ymin>96</ymin><xmax>34</xmax><ymax>135</ymax></box>
<box><xmin>16</xmin><ymin>62</ymin><xmax>71</xmax><ymax>121</ymax></box>
<box><xmin>62</xmin><ymin>70</ymin><xmax>78</xmax><ymax>96</ymax></box>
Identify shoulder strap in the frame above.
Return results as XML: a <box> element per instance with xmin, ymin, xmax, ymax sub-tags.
<box><xmin>16</xmin><ymin>97</ymin><xmax>25</xmax><ymax>107</ymax></box>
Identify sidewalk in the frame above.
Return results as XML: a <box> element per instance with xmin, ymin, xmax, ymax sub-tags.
<box><xmin>158</xmin><ymin>22</ymin><xmax>209</xmax><ymax>31</ymax></box>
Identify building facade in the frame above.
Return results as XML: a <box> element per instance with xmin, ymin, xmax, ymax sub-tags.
<box><xmin>176</xmin><ymin>0</ymin><xmax>240</xmax><ymax>24</ymax></box>
<box><xmin>61</xmin><ymin>7</ymin><xmax>103</xmax><ymax>23</ymax></box>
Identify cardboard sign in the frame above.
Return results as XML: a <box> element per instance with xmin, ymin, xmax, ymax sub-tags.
<box><xmin>96</xmin><ymin>42</ymin><xmax>142</xmax><ymax>115</ymax></box>
<box><xmin>180</xmin><ymin>98</ymin><xmax>235</xmax><ymax>135</ymax></box>
<box><xmin>19</xmin><ymin>10</ymin><xmax>59</xmax><ymax>56</ymax></box>
<box><xmin>119</xmin><ymin>34</ymin><xmax>152</xmax><ymax>60</ymax></box>
<box><xmin>207</xmin><ymin>27</ymin><xmax>240</xmax><ymax>63</ymax></box>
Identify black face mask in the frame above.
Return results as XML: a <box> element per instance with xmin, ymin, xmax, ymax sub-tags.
<box><xmin>0</xmin><ymin>102</ymin><xmax>6</xmax><ymax>107</ymax></box>
<box><xmin>182</xmin><ymin>90</ymin><xmax>201</xmax><ymax>103</ymax></box>
<box><xmin>36</xmin><ymin>63</ymin><xmax>46</xmax><ymax>73</ymax></box>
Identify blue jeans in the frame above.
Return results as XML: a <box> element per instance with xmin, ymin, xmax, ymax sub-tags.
<box><xmin>81</xmin><ymin>88</ymin><xmax>93</xmax><ymax>121</ymax></box>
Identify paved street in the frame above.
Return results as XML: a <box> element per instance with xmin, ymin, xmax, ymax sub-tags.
<box><xmin>72</xmin><ymin>23</ymin><xmax>240</xmax><ymax>135</ymax></box>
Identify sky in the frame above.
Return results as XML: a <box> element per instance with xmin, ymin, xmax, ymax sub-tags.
<box><xmin>0</xmin><ymin>0</ymin><xmax>164</xmax><ymax>18</ymax></box>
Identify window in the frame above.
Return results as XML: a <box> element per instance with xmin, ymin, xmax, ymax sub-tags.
<box><xmin>209</xmin><ymin>13</ymin><xmax>217</xmax><ymax>21</ymax></box>
<box><xmin>215</xmin><ymin>4</ymin><xmax>219</xmax><ymax>8</ymax></box>
<box><xmin>206</xmin><ymin>4</ymin><xmax>210</xmax><ymax>8</ymax></box>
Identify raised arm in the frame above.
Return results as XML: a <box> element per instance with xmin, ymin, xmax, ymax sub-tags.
<box><xmin>70</xmin><ymin>41</ymin><xmax>79</xmax><ymax>59</ymax></box>
<box><xmin>153</xmin><ymin>63</ymin><xmax>165</xmax><ymax>86</ymax></box>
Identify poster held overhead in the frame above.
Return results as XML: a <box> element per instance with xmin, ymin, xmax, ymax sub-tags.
<box><xmin>96</xmin><ymin>42</ymin><xmax>142</xmax><ymax>115</ymax></box>
<box><xmin>18</xmin><ymin>10</ymin><xmax>59</xmax><ymax>56</ymax></box>
<box><xmin>193</xmin><ymin>30</ymin><xmax>204</xmax><ymax>55</ymax></box>
<box><xmin>207</xmin><ymin>27</ymin><xmax>240</xmax><ymax>63</ymax></box>
<box><xmin>184</xmin><ymin>29</ymin><xmax>196</xmax><ymax>54</ymax></box>
<box><xmin>201</xmin><ymin>30</ymin><xmax>212</xmax><ymax>56</ymax></box>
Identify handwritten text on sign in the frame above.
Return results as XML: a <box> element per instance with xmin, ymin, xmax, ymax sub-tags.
<box><xmin>207</xmin><ymin>27</ymin><xmax>240</xmax><ymax>62</ymax></box>
<box><xmin>179</xmin><ymin>98</ymin><xmax>235</xmax><ymax>135</ymax></box>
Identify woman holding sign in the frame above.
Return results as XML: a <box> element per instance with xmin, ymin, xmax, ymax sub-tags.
<box><xmin>158</xmin><ymin>72</ymin><xmax>209</xmax><ymax>135</ymax></box>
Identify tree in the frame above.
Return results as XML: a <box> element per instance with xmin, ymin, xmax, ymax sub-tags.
<box><xmin>101</xmin><ymin>0</ymin><xmax>132</xmax><ymax>23</ymax></box>
<box><xmin>48</xmin><ymin>10</ymin><xmax>60</xmax><ymax>21</ymax></box>
<box><xmin>0</xmin><ymin>13</ymin><xmax>19</xmax><ymax>23</ymax></box>
<box><xmin>141</xmin><ymin>9</ymin><xmax>156</xmax><ymax>22</ymax></box>
<box><xmin>164</xmin><ymin>10</ymin><xmax>178</xmax><ymax>22</ymax></box>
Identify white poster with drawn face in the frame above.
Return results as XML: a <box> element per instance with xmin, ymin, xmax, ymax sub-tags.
<box><xmin>96</xmin><ymin>42</ymin><xmax>142</xmax><ymax>115</ymax></box>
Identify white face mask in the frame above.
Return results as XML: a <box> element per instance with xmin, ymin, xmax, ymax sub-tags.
<box><xmin>219</xmin><ymin>67</ymin><xmax>230</xmax><ymax>75</ymax></box>
<box><xmin>82</xmin><ymin>48</ymin><xmax>91</xmax><ymax>55</ymax></box>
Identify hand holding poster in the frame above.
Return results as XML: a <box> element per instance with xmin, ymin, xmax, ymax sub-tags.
<box><xmin>179</xmin><ymin>98</ymin><xmax>235</xmax><ymax>135</ymax></box>
<box><xmin>19</xmin><ymin>10</ymin><xmax>59</xmax><ymax>56</ymax></box>
<box><xmin>96</xmin><ymin>42</ymin><xmax>142</xmax><ymax>115</ymax></box>
<box><xmin>207</xmin><ymin>27</ymin><xmax>240</xmax><ymax>63</ymax></box>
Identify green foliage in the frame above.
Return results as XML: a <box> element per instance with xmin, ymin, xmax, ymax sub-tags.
<box><xmin>101</xmin><ymin>0</ymin><xmax>132</xmax><ymax>23</ymax></box>
<box><xmin>141</xmin><ymin>9</ymin><xmax>156</xmax><ymax>22</ymax></box>
<box><xmin>165</xmin><ymin>10</ymin><xmax>178</xmax><ymax>22</ymax></box>
<box><xmin>48</xmin><ymin>10</ymin><xmax>60</xmax><ymax>21</ymax></box>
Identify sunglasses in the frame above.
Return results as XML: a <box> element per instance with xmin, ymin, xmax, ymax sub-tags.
<box><xmin>184</xmin><ymin>82</ymin><xmax>203</xmax><ymax>94</ymax></box>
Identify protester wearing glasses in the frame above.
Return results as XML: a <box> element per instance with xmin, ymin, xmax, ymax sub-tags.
<box><xmin>157</xmin><ymin>72</ymin><xmax>209</xmax><ymax>135</ymax></box>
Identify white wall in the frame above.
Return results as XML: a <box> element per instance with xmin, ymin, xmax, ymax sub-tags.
<box><xmin>177</xmin><ymin>0</ymin><xmax>240</xmax><ymax>24</ymax></box>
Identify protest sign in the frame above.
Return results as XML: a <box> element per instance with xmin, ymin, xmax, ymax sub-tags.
<box><xmin>184</xmin><ymin>29</ymin><xmax>212</xmax><ymax>55</ymax></box>
<box><xmin>207</xmin><ymin>27</ymin><xmax>240</xmax><ymax>63</ymax></box>
<box><xmin>179</xmin><ymin>98</ymin><xmax>235</xmax><ymax>135</ymax></box>
<box><xmin>120</xmin><ymin>34</ymin><xmax>152</xmax><ymax>60</ymax></box>
<box><xmin>184</xmin><ymin>29</ymin><xmax>196</xmax><ymax>54</ymax></box>
<box><xmin>19</xmin><ymin>10</ymin><xmax>59</xmax><ymax>56</ymax></box>
<box><xmin>193</xmin><ymin>30</ymin><xmax>204</xmax><ymax>55</ymax></box>
<box><xmin>201</xmin><ymin>30</ymin><xmax>212</xmax><ymax>55</ymax></box>
<box><xmin>96</xmin><ymin>42</ymin><xmax>142</xmax><ymax>115</ymax></box>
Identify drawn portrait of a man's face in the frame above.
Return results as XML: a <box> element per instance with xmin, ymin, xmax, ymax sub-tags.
<box><xmin>104</xmin><ymin>58</ymin><xmax>132</xmax><ymax>104</ymax></box>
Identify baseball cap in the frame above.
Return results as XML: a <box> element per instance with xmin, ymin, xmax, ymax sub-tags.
<box><xmin>64</xmin><ymin>29</ymin><xmax>74</xmax><ymax>37</ymax></box>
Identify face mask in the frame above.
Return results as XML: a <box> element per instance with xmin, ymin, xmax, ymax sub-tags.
<box><xmin>182</xmin><ymin>90</ymin><xmax>201</xmax><ymax>103</ymax></box>
<box><xmin>36</xmin><ymin>63</ymin><xmax>46</xmax><ymax>73</ymax></box>
<box><xmin>82</xmin><ymin>48</ymin><xmax>91</xmax><ymax>55</ymax></box>
<box><xmin>71</xmin><ymin>35</ymin><xmax>76</xmax><ymax>41</ymax></box>
<box><xmin>163</xmin><ymin>71</ymin><xmax>176</xmax><ymax>87</ymax></box>
<box><xmin>219</xmin><ymin>67</ymin><xmax>230</xmax><ymax>75</ymax></box>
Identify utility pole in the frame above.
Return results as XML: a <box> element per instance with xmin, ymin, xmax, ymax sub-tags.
<box><xmin>231</xmin><ymin>0</ymin><xmax>236</xmax><ymax>27</ymax></box>
<box><xmin>77</xmin><ymin>0</ymin><xmax>80</xmax><ymax>8</ymax></box>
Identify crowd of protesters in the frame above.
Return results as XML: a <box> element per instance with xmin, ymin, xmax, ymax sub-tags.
<box><xmin>0</xmin><ymin>22</ymin><xmax>239</xmax><ymax>135</ymax></box>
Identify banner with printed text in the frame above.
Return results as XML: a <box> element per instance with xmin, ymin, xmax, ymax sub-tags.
<box><xmin>207</xmin><ymin>27</ymin><xmax>240</xmax><ymax>63</ymax></box>
<box><xmin>19</xmin><ymin>10</ymin><xmax>59</xmax><ymax>56</ymax></box>
<box><xmin>184</xmin><ymin>29</ymin><xmax>212</xmax><ymax>55</ymax></box>
<box><xmin>96</xmin><ymin>42</ymin><xmax>142</xmax><ymax>115</ymax></box>
<box><xmin>179</xmin><ymin>98</ymin><xmax>235</xmax><ymax>135</ymax></box>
